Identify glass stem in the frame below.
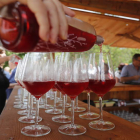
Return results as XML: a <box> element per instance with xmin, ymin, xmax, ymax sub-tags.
<box><xmin>54</xmin><ymin>91</ymin><xmax>57</xmax><ymax>110</ymax></box>
<box><xmin>30</xmin><ymin>95</ymin><xmax>34</xmax><ymax>115</ymax></box>
<box><xmin>59</xmin><ymin>92</ymin><xmax>62</xmax><ymax>100</ymax></box>
<box><xmin>19</xmin><ymin>88</ymin><xmax>22</xmax><ymax>103</ymax></box>
<box><xmin>62</xmin><ymin>94</ymin><xmax>65</xmax><ymax>116</ymax></box>
<box><xmin>35</xmin><ymin>98</ymin><xmax>40</xmax><ymax>127</ymax></box>
<box><xmin>71</xmin><ymin>99</ymin><xmax>75</xmax><ymax>128</ymax></box>
<box><xmin>27</xmin><ymin>93</ymin><xmax>31</xmax><ymax>118</ymax></box>
<box><xmin>87</xmin><ymin>92</ymin><xmax>90</xmax><ymax>114</ymax></box>
<box><xmin>76</xmin><ymin>96</ymin><xmax>78</xmax><ymax>108</ymax></box>
<box><xmin>22</xmin><ymin>89</ymin><xmax>25</xmax><ymax>105</ymax></box>
<box><xmin>65</xmin><ymin>94</ymin><xmax>67</xmax><ymax>104</ymax></box>
<box><xmin>45</xmin><ymin>92</ymin><xmax>48</xmax><ymax>108</ymax></box>
<box><xmin>99</xmin><ymin>96</ymin><xmax>103</xmax><ymax>122</ymax></box>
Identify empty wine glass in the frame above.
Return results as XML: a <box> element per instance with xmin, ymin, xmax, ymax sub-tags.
<box><xmin>88</xmin><ymin>52</ymin><xmax>116</xmax><ymax>131</ymax></box>
<box><xmin>14</xmin><ymin>60</ymin><xmax>27</xmax><ymax>109</ymax></box>
<box><xmin>57</xmin><ymin>52</ymin><xmax>88</xmax><ymax>136</ymax></box>
<box><xmin>21</xmin><ymin>53</ymin><xmax>55</xmax><ymax>137</ymax></box>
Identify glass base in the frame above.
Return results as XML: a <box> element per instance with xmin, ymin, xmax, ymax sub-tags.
<box><xmin>52</xmin><ymin>115</ymin><xmax>71</xmax><ymax>123</ymax></box>
<box><xmin>14</xmin><ymin>101</ymin><xmax>27</xmax><ymax>105</ymax></box>
<box><xmin>79</xmin><ymin>112</ymin><xmax>100</xmax><ymax>120</ymax></box>
<box><xmin>57</xmin><ymin>99</ymin><xmax>63</xmax><ymax>103</ymax></box>
<box><xmin>58</xmin><ymin>124</ymin><xmax>86</xmax><ymax>136</ymax></box>
<box><xmin>21</xmin><ymin>125</ymin><xmax>51</xmax><ymax>137</ymax></box>
<box><xmin>39</xmin><ymin>105</ymin><xmax>45</xmax><ymax>109</ymax></box>
<box><xmin>39</xmin><ymin>101</ymin><xmax>44</xmax><ymax>105</ymax></box>
<box><xmin>89</xmin><ymin>120</ymin><xmax>115</xmax><ymax>131</ymax></box>
<box><xmin>68</xmin><ymin>107</ymin><xmax>86</xmax><ymax>112</ymax></box>
<box><xmin>58</xmin><ymin>103</ymin><xmax>71</xmax><ymax>108</ymax></box>
<box><xmin>45</xmin><ymin>109</ymin><xmax>62</xmax><ymax>114</ymax></box>
<box><xmin>39</xmin><ymin>104</ymin><xmax>53</xmax><ymax>109</ymax></box>
<box><xmin>15</xmin><ymin>95</ymin><xmax>20</xmax><ymax>99</ymax></box>
<box><xmin>14</xmin><ymin>101</ymin><xmax>22</xmax><ymax>105</ymax></box>
<box><xmin>15</xmin><ymin>99</ymin><xmax>20</xmax><ymax>101</ymax></box>
<box><xmin>18</xmin><ymin>116</ymin><xmax>42</xmax><ymax>123</ymax></box>
<box><xmin>15</xmin><ymin>99</ymin><xmax>28</xmax><ymax>102</ymax></box>
<box><xmin>18</xmin><ymin>110</ymin><xmax>28</xmax><ymax>115</ymax></box>
<box><xmin>44</xmin><ymin>104</ymin><xmax>53</xmax><ymax>109</ymax></box>
<box><xmin>13</xmin><ymin>104</ymin><xmax>27</xmax><ymax>109</ymax></box>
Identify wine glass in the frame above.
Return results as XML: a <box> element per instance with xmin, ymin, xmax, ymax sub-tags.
<box><xmin>79</xmin><ymin>85</ymin><xmax>100</xmax><ymax>119</ymax></box>
<box><xmin>17</xmin><ymin>55</ymin><xmax>42</xmax><ymax>123</ymax></box>
<box><xmin>14</xmin><ymin>60</ymin><xmax>27</xmax><ymax>109</ymax></box>
<box><xmin>45</xmin><ymin>55</ymin><xmax>62</xmax><ymax>114</ymax></box>
<box><xmin>52</xmin><ymin>54</ymin><xmax>71</xmax><ymax>123</ymax></box>
<box><xmin>57</xmin><ymin>52</ymin><xmax>88</xmax><ymax>136</ymax></box>
<box><xmin>21</xmin><ymin>53</ymin><xmax>55</xmax><ymax>137</ymax></box>
<box><xmin>88</xmin><ymin>52</ymin><xmax>116</xmax><ymax>131</ymax></box>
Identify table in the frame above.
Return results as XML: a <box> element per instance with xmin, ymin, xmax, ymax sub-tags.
<box><xmin>79</xmin><ymin>83</ymin><xmax>140</xmax><ymax>101</ymax></box>
<box><xmin>0</xmin><ymin>86</ymin><xmax>140</xmax><ymax>140</ymax></box>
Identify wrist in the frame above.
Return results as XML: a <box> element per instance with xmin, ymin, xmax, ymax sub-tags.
<box><xmin>7</xmin><ymin>56</ymin><xmax>10</xmax><ymax>61</ymax></box>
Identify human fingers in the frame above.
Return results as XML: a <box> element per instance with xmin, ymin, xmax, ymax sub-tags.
<box><xmin>52</xmin><ymin>0</ymin><xmax>68</xmax><ymax>40</ymax></box>
<box><xmin>27</xmin><ymin>0</ymin><xmax>50</xmax><ymax>41</ymax></box>
<box><xmin>62</xmin><ymin>5</ymin><xmax>75</xmax><ymax>17</ymax></box>
<box><xmin>43</xmin><ymin>0</ymin><xmax>59</xmax><ymax>43</ymax></box>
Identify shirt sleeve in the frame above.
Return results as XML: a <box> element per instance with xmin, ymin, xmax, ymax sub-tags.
<box><xmin>120</xmin><ymin>66</ymin><xmax>128</xmax><ymax>78</ymax></box>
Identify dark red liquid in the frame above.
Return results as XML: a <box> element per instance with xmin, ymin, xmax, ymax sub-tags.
<box><xmin>89</xmin><ymin>79</ymin><xmax>116</xmax><ymax>97</ymax></box>
<box><xmin>52</xmin><ymin>86</ymin><xmax>57</xmax><ymax>91</ymax></box>
<box><xmin>85</xmin><ymin>86</ymin><xmax>91</xmax><ymax>93</ymax></box>
<box><xmin>23</xmin><ymin>81</ymin><xmax>55</xmax><ymax>99</ymax></box>
<box><xmin>55</xmin><ymin>84</ymin><xmax>65</xmax><ymax>95</ymax></box>
<box><xmin>57</xmin><ymin>82</ymin><xmax>88</xmax><ymax>99</ymax></box>
<box><xmin>0</xmin><ymin>5</ymin><xmax>96</xmax><ymax>52</ymax></box>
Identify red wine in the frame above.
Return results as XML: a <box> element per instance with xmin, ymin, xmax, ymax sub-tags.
<box><xmin>52</xmin><ymin>86</ymin><xmax>57</xmax><ymax>91</ymax></box>
<box><xmin>0</xmin><ymin>5</ymin><xmax>96</xmax><ymax>52</ymax></box>
<box><xmin>23</xmin><ymin>81</ymin><xmax>55</xmax><ymax>99</ymax></box>
<box><xmin>85</xmin><ymin>86</ymin><xmax>91</xmax><ymax>93</ymax></box>
<box><xmin>57</xmin><ymin>82</ymin><xmax>89</xmax><ymax>99</ymax></box>
<box><xmin>99</xmin><ymin>44</ymin><xmax>103</xmax><ymax>53</ymax></box>
<box><xmin>89</xmin><ymin>79</ymin><xmax>116</xmax><ymax>97</ymax></box>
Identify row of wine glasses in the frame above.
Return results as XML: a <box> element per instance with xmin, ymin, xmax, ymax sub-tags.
<box><xmin>14</xmin><ymin>51</ymin><xmax>116</xmax><ymax>137</ymax></box>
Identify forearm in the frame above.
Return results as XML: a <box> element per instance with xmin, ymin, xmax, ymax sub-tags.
<box><xmin>8</xmin><ymin>83</ymin><xmax>18</xmax><ymax>89</ymax></box>
<box><xmin>120</xmin><ymin>77</ymin><xmax>136</xmax><ymax>82</ymax></box>
<box><xmin>0</xmin><ymin>56</ymin><xmax>9</xmax><ymax>64</ymax></box>
<box><xmin>0</xmin><ymin>0</ymin><xmax>16</xmax><ymax>7</ymax></box>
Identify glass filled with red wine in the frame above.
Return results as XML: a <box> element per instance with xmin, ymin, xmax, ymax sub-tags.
<box><xmin>88</xmin><ymin>52</ymin><xmax>116</xmax><ymax>131</ymax></box>
<box><xmin>21</xmin><ymin>53</ymin><xmax>55</xmax><ymax>137</ymax></box>
<box><xmin>16</xmin><ymin>57</ymin><xmax>42</xmax><ymax>123</ymax></box>
<box><xmin>79</xmin><ymin>85</ymin><xmax>100</xmax><ymax>120</ymax></box>
<box><xmin>52</xmin><ymin>54</ymin><xmax>71</xmax><ymax>123</ymax></box>
<box><xmin>57</xmin><ymin>52</ymin><xmax>89</xmax><ymax>136</ymax></box>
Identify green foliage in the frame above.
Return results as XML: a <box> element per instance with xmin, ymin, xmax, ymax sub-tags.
<box><xmin>56</xmin><ymin>45</ymin><xmax>140</xmax><ymax>71</ymax></box>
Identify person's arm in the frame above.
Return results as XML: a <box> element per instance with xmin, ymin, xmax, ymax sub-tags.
<box><xmin>120</xmin><ymin>76</ymin><xmax>140</xmax><ymax>83</ymax></box>
<box><xmin>0</xmin><ymin>54</ymin><xmax>15</xmax><ymax>65</ymax></box>
<box><xmin>0</xmin><ymin>56</ymin><xmax>10</xmax><ymax>64</ymax></box>
<box><xmin>0</xmin><ymin>0</ymin><xmax>75</xmax><ymax>44</ymax></box>
<box><xmin>8</xmin><ymin>83</ymin><xmax>19</xmax><ymax>89</ymax></box>
<box><xmin>120</xmin><ymin>66</ymin><xmax>140</xmax><ymax>82</ymax></box>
